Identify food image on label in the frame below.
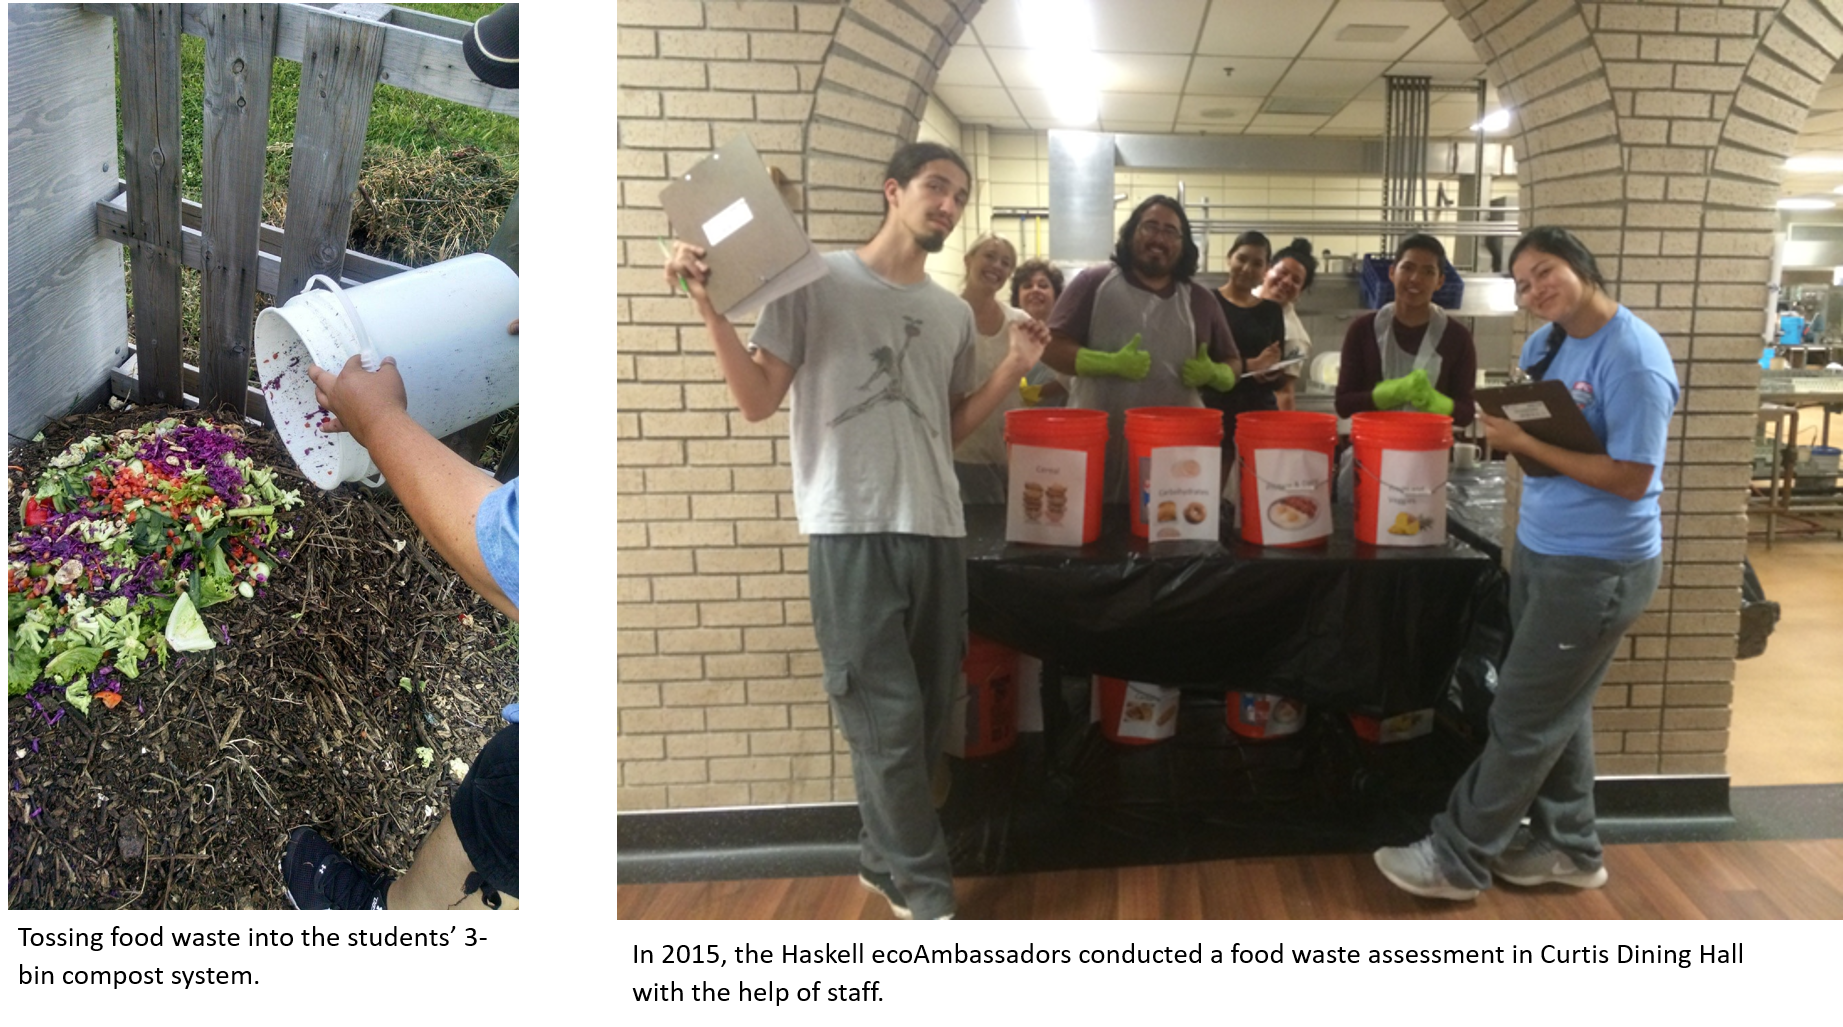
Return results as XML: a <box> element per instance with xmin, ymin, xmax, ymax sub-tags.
<box><xmin>1184</xmin><ymin>501</ymin><xmax>1208</xmax><ymax>524</ymax></box>
<box><xmin>1171</xmin><ymin>458</ymin><xmax>1201</xmax><ymax>479</ymax></box>
<box><xmin>1267</xmin><ymin>495</ymin><xmax>1318</xmax><ymax>530</ymax></box>
<box><xmin>1023</xmin><ymin>481</ymin><xmax>1043</xmax><ymax>521</ymax></box>
<box><xmin>1046</xmin><ymin>483</ymin><xmax>1067</xmax><ymax>524</ymax></box>
<box><xmin>1157</xmin><ymin>500</ymin><xmax>1177</xmax><ymax>522</ymax></box>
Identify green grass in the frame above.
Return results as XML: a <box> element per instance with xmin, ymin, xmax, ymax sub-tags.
<box><xmin>117</xmin><ymin>4</ymin><xmax>519</xmax><ymax>392</ymax></box>
<box><xmin>167</xmin><ymin>3</ymin><xmax>517</xmax><ymax>204</ymax></box>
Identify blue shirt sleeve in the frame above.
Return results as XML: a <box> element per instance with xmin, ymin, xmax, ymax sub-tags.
<box><xmin>475</xmin><ymin>477</ymin><xmax>519</xmax><ymax>610</ymax></box>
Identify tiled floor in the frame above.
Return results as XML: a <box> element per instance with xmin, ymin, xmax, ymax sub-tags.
<box><xmin>1734</xmin><ymin>406</ymin><xmax>1843</xmax><ymax>787</ymax></box>
<box><xmin>1730</xmin><ymin>534</ymin><xmax>1843</xmax><ymax>786</ymax></box>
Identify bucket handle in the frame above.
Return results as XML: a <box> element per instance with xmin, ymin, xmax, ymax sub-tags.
<box><xmin>305</xmin><ymin>275</ymin><xmax>388</xmax><ymax>488</ymax></box>
<box><xmin>305</xmin><ymin>274</ymin><xmax>383</xmax><ymax>372</ymax></box>
<box><xmin>1352</xmin><ymin>458</ymin><xmax>1449</xmax><ymax>495</ymax></box>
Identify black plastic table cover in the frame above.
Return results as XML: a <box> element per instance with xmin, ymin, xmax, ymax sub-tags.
<box><xmin>964</xmin><ymin>502</ymin><xmax>1508</xmax><ymax>718</ymax></box>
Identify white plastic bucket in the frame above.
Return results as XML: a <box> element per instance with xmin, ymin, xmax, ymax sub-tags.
<box><xmin>255</xmin><ymin>253</ymin><xmax>519</xmax><ymax>489</ymax></box>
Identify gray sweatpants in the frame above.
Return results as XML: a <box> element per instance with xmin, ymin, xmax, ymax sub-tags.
<box><xmin>1430</xmin><ymin>541</ymin><xmax>1661</xmax><ymax>890</ymax></box>
<box><xmin>808</xmin><ymin>533</ymin><xmax>966</xmax><ymax>919</ymax></box>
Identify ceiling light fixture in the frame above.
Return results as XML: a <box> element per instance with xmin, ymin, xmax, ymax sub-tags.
<box><xmin>1776</xmin><ymin>197</ymin><xmax>1836</xmax><ymax>210</ymax></box>
<box><xmin>1021</xmin><ymin>0</ymin><xmax>1099</xmax><ymax>126</ymax></box>
<box><xmin>1786</xmin><ymin>156</ymin><xmax>1843</xmax><ymax>173</ymax></box>
<box><xmin>1336</xmin><ymin>24</ymin><xmax>1408</xmax><ymax>43</ymax></box>
<box><xmin>1470</xmin><ymin>108</ymin><xmax>1513</xmax><ymax>132</ymax></box>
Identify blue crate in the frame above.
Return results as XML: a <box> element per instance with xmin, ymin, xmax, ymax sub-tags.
<box><xmin>1358</xmin><ymin>252</ymin><xmax>1465</xmax><ymax>310</ymax></box>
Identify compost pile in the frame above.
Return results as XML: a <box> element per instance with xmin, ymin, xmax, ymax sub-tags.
<box><xmin>8</xmin><ymin>406</ymin><xmax>517</xmax><ymax>908</ymax></box>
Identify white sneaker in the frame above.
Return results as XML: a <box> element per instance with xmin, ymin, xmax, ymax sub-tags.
<box><xmin>1492</xmin><ymin>840</ymin><xmax>1608</xmax><ymax>889</ymax></box>
<box><xmin>1373</xmin><ymin>838</ymin><xmax>1479</xmax><ymax>901</ymax></box>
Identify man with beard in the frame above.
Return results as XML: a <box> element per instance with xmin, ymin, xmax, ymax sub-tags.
<box><xmin>1043</xmin><ymin>195</ymin><xmax>1241</xmax><ymax>501</ymax></box>
<box><xmin>664</xmin><ymin>141</ymin><xmax>1048</xmax><ymax>921</ymax></box>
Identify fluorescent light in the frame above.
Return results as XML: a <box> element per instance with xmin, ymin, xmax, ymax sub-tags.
<box><xmin>1777</xmin><ymin>197</ymin><xmax>1836</xmax><ymax>210</ymax></box>
<box><xmin>1022</xmin><ymin>0</ymin><xmax>1098</xmax><ymax>126</ymax></box>
<box><xmin>1470</xmin><ymin>108</ymin><xmax>1513</xmax><ymax>133</ymax></box>
<box><xmin>1786</xmin><ymin>156</ymin><xmax>1843</xmax><ymax>172</ymax></box>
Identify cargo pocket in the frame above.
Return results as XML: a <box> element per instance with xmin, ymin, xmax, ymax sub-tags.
<box><xmin>824</xmin><ymin>665</ymin><xmax>883</xmax><ymax>754</ymax></box>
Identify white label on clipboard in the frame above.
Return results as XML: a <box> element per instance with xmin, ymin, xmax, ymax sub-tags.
<box><xmin>703</xmin><ymin>197</ymin><xmax>753</xmax><ymax>246</ymax></box>
<box><xmin>1501</xmin><ymin>400</ymin><xmax>1551</xmax><ymax>422</ymax></box>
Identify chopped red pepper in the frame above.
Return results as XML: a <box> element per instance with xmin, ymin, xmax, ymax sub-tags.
<box><xmin>24</xmin><ymin>497</ymin><xmax>51</xmax><ymax>527</ymax></box>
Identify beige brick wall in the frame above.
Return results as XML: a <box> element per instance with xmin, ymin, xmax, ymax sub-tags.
<box><xmin>618</xmin><ymin>0</ymin><xmax>1843</xmax><ymax>810</ymax></box>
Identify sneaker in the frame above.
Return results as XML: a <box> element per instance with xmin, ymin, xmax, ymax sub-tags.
<box><xmin>1491</xmin><ymin>839</ymin><xmax>1608</xmax><ymax>889</ymax></box>
<box><xmin>1373</xmin><ymin>838</ymin><xmax>1480</xmax><ymax>901</ymax></box>
<box><xmin>856</xmin><ymin>867</ymin><xmax>913</xmax><ymax>920</ymax></box>
<box><xmin>280</xmin><ymin>827</ymin><xmax>393</xmax><ymax>910</ymax></box>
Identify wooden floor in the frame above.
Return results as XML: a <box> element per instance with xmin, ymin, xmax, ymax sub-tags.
<box><xmin>618</xmin><ymin>838</ymin><xmax>1843</xmax><ymax>919</ymax></box>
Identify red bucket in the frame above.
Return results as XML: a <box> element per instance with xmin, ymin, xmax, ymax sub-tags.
<box><xmin>1005</xmin><ymin>408</ymin><xmax>1109</xmax><ymax>545</ymax></box>
<box><xmin>1094</xmin><ymin>676</ymin><xmax>1179</xmax><ymax>745</ymax></box>
<box><xmin>1227</xmin><ymin>691</ymin><xmax>1307</xmax><ymax>740</ymax></box>
<box><xmin>1235</xmin><ymin>411</ymin><xmax>1337</xmax><ymax>547</ymax></box>
<box><xmin>950</xmin><ymin>634</ymin><xmax>1018</xmax><ymax>758</ymax></box>
<box><xmin>1124</xmin><ymin>406</ymin><xmax>1223</xmax><ymax>538</ymax></box>
<box><xmin>1350</xmin><ymin>412</ymin><xmax>1452</xmax><ymax>546</ymax></box>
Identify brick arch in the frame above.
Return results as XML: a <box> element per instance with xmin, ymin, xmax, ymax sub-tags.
<box><xmin>796</xmin><ymin>0</ymin><xmax>985</xmax><ymax>247</ymax></box>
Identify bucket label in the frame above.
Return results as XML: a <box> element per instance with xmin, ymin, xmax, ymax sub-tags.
<box><xmin>1007</xmin><ymin>443</ymin><xmax>1087</xmax><ymax>546</ymax></box>
<box><xmin>1146</xmin><ymin>445</ymin><xmax>1219</xmax><ymax>541</ymax></box>
<box><xmin>1373</xmin><ymin>448</ymin><xmax>1447</xmax><ymax>547</ymax></box>
<box><xmin>1235</xmin><ymin>692</ymin><xmax>1305</xmax><ymax>738</ymax></box>
<box><xmin>1253</xmin><ymin>447</ymin><xmax>1332</xmax><ymax>544</ymax></box>
<box><xmin>1109</xmin><ymin>679</ymin><xmax>1180</xmax><ymax>740</ymax></box>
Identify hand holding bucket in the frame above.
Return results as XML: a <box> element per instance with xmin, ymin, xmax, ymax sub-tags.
<box><xmin>306</xmin><ymin>355</ymin><xmax>406</xmax><ymax>445</ymax></box>
<box><xmin>256</xmin><ymin>252</ymin><xmax>519</xmax><ymax>489</ymax></box>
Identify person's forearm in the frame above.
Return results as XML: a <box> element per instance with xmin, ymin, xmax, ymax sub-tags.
<box><xmin>952</xmin><ymin>352</ymin><xmax>1032</xmax><ymax>445</ymax></box>
<box><xmin>703</xmin><ymin>308</ymin><xmax>783</xmax><ymax>421</ymax></box>
<box><xmin>1512</xmin><ymin>439</ymin><xmax>1653</xmax><ymax>501</ymax></box>
<box><xmin>1044</xmin><ymin>335</ymin><xmax>1081</xmax><ymax>375</ymax></box>
<box><xmin>362</xmin><ymin>411</ymin><xmax>518</xmax><ymax>620</ymax></box>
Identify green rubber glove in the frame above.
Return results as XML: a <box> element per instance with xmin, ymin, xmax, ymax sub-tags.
<box><xmin>1372</xmin><ymin>368</ymin><xmax>1427</xmax><ymax>410</ymax></box>
<box><xmin>1075</xmin><ymin>334</ymin><xmax>1151</xmax><ymax>381</ymax></box>
<box><xmin>1180</xmin><ymin>344</ymin><xmax>1238</xmax><ymax>392</ymax></box>
<box><xmin>1409</xmin><ymin>375</ymin><xmax>1455</xmax><ymax>416</ymax></box>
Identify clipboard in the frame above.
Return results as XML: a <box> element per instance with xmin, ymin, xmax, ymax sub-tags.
<box><xmin>660</xmin><ymin>134</ymin><xmax>829</xmax><ymax>317</ymax></box>
<box><xmin>1474</xmin><ymin>378</ymin><xmax>1603</xmax><ymax>477</ymax></box>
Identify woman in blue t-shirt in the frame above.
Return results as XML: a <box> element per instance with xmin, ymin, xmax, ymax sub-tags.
<box><xmin>1375</xmin><ymin>227</ymin><xmax>1680</xmax><ymax>901</ymax></box>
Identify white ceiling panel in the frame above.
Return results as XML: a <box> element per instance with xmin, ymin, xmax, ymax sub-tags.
<box><xmin>926</xmin><ymin>0</ymin><xmax>1843</xmax><ymax>195</ymax></box>
<box><xmin>1300</xmin><ymin>1</ymin><xmax>1448</xmax><ymax>61</ymax></box>
<box><xmin>1196</xmin><ymin>0</ymin><xmax>1335</xmax><ymax>57</ymax></box>
<box><xmin>1183</xmin><ymin>56</ymin><xmax>1294</xmax><ymax>97</ymax></box>
<box><xmin>1276</xmin><ymin>59</ymin><xmax>1392</xmax><ymax>98</ymax></box>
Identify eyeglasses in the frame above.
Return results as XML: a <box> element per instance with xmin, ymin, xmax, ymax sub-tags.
<box><xmin>1137</xmin><ymin>221</ymin><xmax>1184</xmax><ymax>240</ymax></box>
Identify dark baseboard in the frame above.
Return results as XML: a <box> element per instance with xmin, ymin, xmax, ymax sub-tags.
<box><xmin>618</xmin><ymin>777</ymin><xmax>1842</xmax><ymax>885</ymax></box>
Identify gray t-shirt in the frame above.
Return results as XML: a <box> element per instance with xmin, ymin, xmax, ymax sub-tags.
<box><xmin>751</xmin><ymin>250</ymin><xmax>979</xmax><ymax>537</ymax></box>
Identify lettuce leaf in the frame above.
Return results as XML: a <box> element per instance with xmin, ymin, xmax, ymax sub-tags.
<box><xmin>164</xmin><ymin>591</ymin><xmax>216</xmax><ymax>651</ymax></box>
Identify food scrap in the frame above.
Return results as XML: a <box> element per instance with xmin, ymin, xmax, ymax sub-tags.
<box><xmin>9</xmin><ymin>418</ymin><xmax>304</xmax><ymax>716</ymax></box>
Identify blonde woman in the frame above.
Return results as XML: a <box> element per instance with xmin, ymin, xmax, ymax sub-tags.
<box><xmin>955</xmin><ymin>233</ymin><xmax>1050</xmax><ymax>502</ymax></box>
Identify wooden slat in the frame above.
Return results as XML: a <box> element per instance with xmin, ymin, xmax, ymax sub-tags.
<box><xmin>7</xmin><ymin>4</ymin><xmax>130</xmax><ymax>444</ymax></box>
<box><xmin>615</xmin><ymin>840</ymin><xmax>1843</xmax><ymax>919</ymax></box>
<box><xmin>277</xmin><ymin>10</ymin><xmax>383</xmax><ymax>300</ymax></box>
<box><xmin>111</xmin><ymin>346</ymin><xmax>271</xmax><ymax>426</ymax></box>
<box><xmin>199</xmin><ymin>3</ymin><xmax>279</xmax><ymax>417</ymax></box>
<box><xmin>82</xmin><ymin>3</ymin><xmax>517</xmax><ymax>132</ymax></box>
<box><xmin>98</xmin><ymin>188</ymin><xmax>415</xmax><ymax>293</ymax></box>
<box><xmin>116</xmin><ymin>3</ymin><xmax>186</xmax><ymax>406</ymax></box>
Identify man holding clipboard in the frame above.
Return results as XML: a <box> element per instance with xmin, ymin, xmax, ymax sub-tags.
<box><xmin>664</xmin><ymin>142</ymin><xmax>1048</xmax><ymax>921</ymax></box>
<box><xmin>1373</xmin><ymin>227</ymin><xmax>1679</xmax><ymax>903</ymax></box>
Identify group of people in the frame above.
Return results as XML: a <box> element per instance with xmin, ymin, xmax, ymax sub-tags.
<box><xmin>663</xmin><ymin>139</ymin><xmax>1679</xmax><ymax>917</ymax></box>
<box><xmin>944</xmin><ymin>196</ymin><xmax>1485</xmax><ymax>501</ymax></box>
